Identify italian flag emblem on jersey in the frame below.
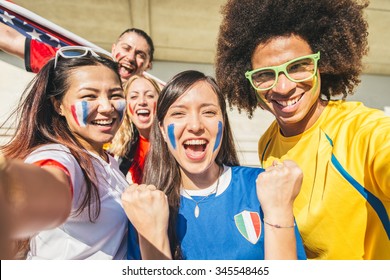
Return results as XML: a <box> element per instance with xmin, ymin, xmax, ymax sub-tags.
<box><xmin>234</xmin><ymin>210</ymin><xmax>261</xmax><ymax>244</ymax></box>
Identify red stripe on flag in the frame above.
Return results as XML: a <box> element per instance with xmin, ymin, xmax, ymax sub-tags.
<box><xmin>250</xmin><ymin>212</ymin><xmax>261</xmax><ymax>237</ymax></box>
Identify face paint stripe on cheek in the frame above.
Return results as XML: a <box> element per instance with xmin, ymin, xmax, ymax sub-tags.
<box><xmin>71</xmin><ymin>101</ymin><xmax>88</xmax><ymax>127</ymax></box>
<box><xmin>213</xmin><ymin>121</ymin><xmax>223</xmax><ymax>152</ymax></box>
<box><xmin>128</xmin><ymin>104</ymin><xmax>134</xmax><ymax>115</ymax></box>
<box><xmin>115</xmin><ymin>52</ymin><xmax>122</xmax><ymax>61</ymax></box>
<box><xmin>167</xmin><ymin>124</ymin><xmax>176</xmax><ymax>150</ymax></box>
<box><xmin>114</xmin><ymin>100</ymin><xmax>126</xmax><ymax>122</ymax></box>
<box><xmin>70</xmin><ymin>105</ymin><xmax>80</xmax><ymax>126</ymax></box>
<box><xmin>152</xmin><ymin>102</ymin><xmax>156</xmax><ymax>115</ymax></box>
<box><xmin>311</xmin><ymin>74</ymin><xmax>319</xmax><ymax>95</ymax></box>
<box><xmin>81</xmin><ymin>101</ymin><xmax>88</xmax><ymax>126</ymax></box>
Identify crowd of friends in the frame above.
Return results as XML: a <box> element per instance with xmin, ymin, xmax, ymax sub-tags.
<box><xmin>0</xmin><ymin>0</ymin><xmax>389</xmax><ymax>260</ymax></box>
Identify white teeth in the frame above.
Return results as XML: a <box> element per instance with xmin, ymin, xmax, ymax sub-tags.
<box><xmin>137</xmin><ymin>109</ymin><xmax>150</xmax><ymax>114</ymax></box>
<box><xmin>184</xmin><ymin>139</ymin><xmax>207</xmax><ymax>145</ymax></box>
<box><xmin>121</xmin><ymin>63</ymin><xmax>134</xmax><ymax>71</ymax></box>
<box><xmin>92</xmin><ymin>119</ymin><xmax>113</xmax><ymax>125</ymax></box>
<box><xmin>275</xmin><ymin>95</ymin><xmax>301</xmax><ymax>107</ymax></box>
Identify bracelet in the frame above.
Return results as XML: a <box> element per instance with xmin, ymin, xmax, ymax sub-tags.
<box><xmin>263</xmin><ymin>220</ymin><xmax>295</xmax><ymax>229</ymax></box>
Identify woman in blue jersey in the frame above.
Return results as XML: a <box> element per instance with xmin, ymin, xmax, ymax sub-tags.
<box><xmin>121</xmin><ymin>70</ymin><xmax>306</xmax><ymax>260</ymax></box>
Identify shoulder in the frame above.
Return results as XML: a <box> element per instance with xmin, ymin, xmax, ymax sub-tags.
<box><xmin>25</xmin><ymin>144</ymin><xmax>78</xmax><ymax>170</ymax></box>
<box><xmin>326</xmin><ymin>101</ymin><xmax>390</xmax><ymax>135</ymax></box>
<box><xmin>259</xmin><ymin>120</ymin><xmax>278</xmax><ymax>146</ymax></box>
<box><xmin>327</xmin><ymin>100</ymin><xmax>386</xmax><ymax>120</ymax></box>
<box><xmin>231</xmin><ymin>165</ymin><xmax>264</xmax><ymax>177</ymax></box>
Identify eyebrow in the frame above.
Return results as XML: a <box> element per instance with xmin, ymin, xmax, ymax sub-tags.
<box><xmin>170</xmin><ymin>103</ymin><xmax>218</xmax><ymax>109</ymax></box>
<box><xmin>78</xmin><ymin>87</ymin><xmax>123</xmax><ymax>93</ymax></box>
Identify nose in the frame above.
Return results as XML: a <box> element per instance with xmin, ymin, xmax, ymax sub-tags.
<box><xmin>125</xmin><ymin>49</ymin><xmax>136</xmax><ymax>62</ymax></box>
<box><xmin>187</xmin><ymin>114</ymin><xmax>204</xmax><ymax>133</ymax></box>
<box><xmin>139</xmin><ymin>95</ymin><xmax>147</xmax><ymax>105</ymax></box>
<box><xmin>97</xmin><ymin>98</ymin><xmax>114</xmax><ymax>113</ymax></box>
<box><xmin>272</xmin><ymin>73</ymin><xmax>296</xmax><ymax>94</ymax></box>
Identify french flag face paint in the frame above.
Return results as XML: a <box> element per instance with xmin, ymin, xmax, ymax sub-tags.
<box><xmin>115</xmin><ymin>52</ymin><xmax>125</xmax><ymax>62</ymax></box>
<box><xmin>128</xmin><ymin>103</ymin><xmax>134</xmax><ymax>116</ymax></box>
<box><xmin>113</xmin><ymin>100</ymin><xmax>126</xmax><ymax>123</ymax></box>
<box><xmin>167</xmin><ymin>124</ymin><xmax>176</xmax><ymax>150</ymax></box>
<box><xmin>71</xmin><ymin>101</ymin><xmax>90</xmax><ymax>127</ymax></box>
<box><xmin>213</xmin><ymin>121</ymin><xmax>223</xmax><ymax>152</ymax></box>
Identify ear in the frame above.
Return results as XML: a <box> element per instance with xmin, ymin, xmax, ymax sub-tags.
<box><xmin>159</xmin><ymin>121</ymin><xmax>167</xmax><ymax>142</ymax></box>
<box><xmin>111</xmin><ymin>43</ymin><xmax>116</xmax><ymax>57</ymax></box>
<box><xmin>51</xmin><ymin>97</ymin><xmax>63</xmax><ymax>116</ymax></box>
<box><xmin>146</xmin><ymin>61</ymin><xmax>152</xmax><ymax>70</ymax></box>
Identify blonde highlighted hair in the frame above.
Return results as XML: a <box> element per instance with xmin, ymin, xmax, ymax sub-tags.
<box><xmin>109</xmin><ymin>74</ymin><xmax>161</xmax><ymax>157</ymax></box>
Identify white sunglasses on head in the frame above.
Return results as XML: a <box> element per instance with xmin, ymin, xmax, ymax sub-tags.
<box><xmin>54</xmin><ymin>46</ymin><xmax>114</xmax><ymax>68</ymax></box>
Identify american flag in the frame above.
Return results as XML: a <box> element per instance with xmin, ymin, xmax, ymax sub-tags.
<box><xmin>0</xmin><ymin>0</ymin><xmax>166</xmax><ymax>85</ymax></box>
<box><xmin>1</xmin><ymin>5</ymin><xmax>67</xmax><ymax>48</ymax></box>
<box><xmin>0</xmin><ymin>0</ymin><xmax>110</xmax><ymax>54</ymax></box>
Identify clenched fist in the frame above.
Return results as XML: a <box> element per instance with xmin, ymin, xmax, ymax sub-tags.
<box><xmin>256</xmin><ymin>160</ymin><xmax>303</xmax><ymax>225</ymax></box>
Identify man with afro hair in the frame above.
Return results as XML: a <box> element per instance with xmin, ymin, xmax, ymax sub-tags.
<box><xmin>216</xmin><ymin>0</ymin><xmax>390</xmax><ymax>260</ymax></box>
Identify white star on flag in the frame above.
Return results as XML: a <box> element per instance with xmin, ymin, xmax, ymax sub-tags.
<box><xmin>0</xmin><ymin>10</ymin><xmax>15</xmax><ymax>24</ymax></box>
<box><xmin>47</xmin><ymin>33</ymin><xmax>61</xmax><ymax>48</ymax></box>
<box><xmin>26</xmin><ymin>29</ymin><xmax>42</xmax><ymax>41</ymax></box>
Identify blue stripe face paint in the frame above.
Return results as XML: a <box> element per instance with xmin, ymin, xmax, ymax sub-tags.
<box><xmin>71</xmin><ymin>100</ymin><xmax>90</xmax><ymax>127</ymax></box>
<box><xmin>113</xmin><ymin>100</ymin><xmax>126</xmax><ymax>122</ymax></box>
<box><xmin>167</xmin><ymin>123</ymin><xmax>176</xmax><ymax>149</ymax></box>
<box><xmin>213</xmin><ymin>121</ymin><xmax>223</xmax><ymax>152</ymax></box>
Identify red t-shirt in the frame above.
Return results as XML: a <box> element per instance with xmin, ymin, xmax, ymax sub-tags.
<box><xmin>24</xmin><ymin>38</ymin><xmax>58</xmax><ymax>73</ymax></box>
<box><xmin>128</xmin><ymin>136</ymin><xmax>150</xmax><ymax>184</ymax></box>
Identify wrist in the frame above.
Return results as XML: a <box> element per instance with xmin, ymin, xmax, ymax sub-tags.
<box><xmin>263</xmin><ymin>219</ymin><xmax>295</xmax><ymax>229</ymax></box>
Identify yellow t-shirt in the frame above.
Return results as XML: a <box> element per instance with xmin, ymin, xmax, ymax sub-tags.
<box><xmin>258</xmin><ymin>101</ymin><xmax>390</xmax><ymax>259</ymax></box>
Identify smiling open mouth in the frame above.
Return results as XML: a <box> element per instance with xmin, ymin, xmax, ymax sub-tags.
<box><xmin>274</xmin><ymin>94</ymin><xmax>303</xmax><ymax>107</ymax></box>
<box><xmin>136</xmin><ymin>109</ymin><xmax>150</xmax><ymax>117</ymax></box>
<box><xmin>119</xmin><ymin>63</ymin><xmax>136</xmax><ymax>78</ymax></box>
<box><xmin>183</xmin><ymin>139</ymin><xmax>207</xmax><ymax>152</ymax></box>
<box><xmin>91</xmin><ymin>119</ymin><xmax>115</xmax><ymax>126</ymax></box>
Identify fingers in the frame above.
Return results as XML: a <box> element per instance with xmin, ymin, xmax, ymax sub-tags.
<box><xmin>122</xmin><ymin>183</ymin><xmax>160</xmax><ymax>202</ymax></box>
<box><xmin>256</xmin><ymin>159</ymin><xmax>303</xmax><ymax>210</ymax></box>
<box><xmin>264</xmin><ymin>160</ymin><xmax>301</xmax><ymax>176</ymax></box>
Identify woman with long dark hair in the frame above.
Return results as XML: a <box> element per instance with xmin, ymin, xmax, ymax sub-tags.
<box><xmin>0</xmin><ymin>47</ymin><xmax>129</xmax><ymax>259</ymax></box>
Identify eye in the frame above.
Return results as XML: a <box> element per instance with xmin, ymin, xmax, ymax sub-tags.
<box><xmin>146</xmin><ymin>93</ymin><xmax>157</xmax><ymax>99</ymax></box>
<box><xmin>128</xmin><ymin>94</ymin><xmax>138</xmax><ymax>100</ymax></box>
<box><xmin>252</xmin><ymin>70</ymin><xmax>275</xmax><ymax>83</ymax></box>
<box><xmin>169</xmin><ymin>110</ymin><xmax>185</xmax><ymax>118</ymax></box>
<box><xmin>81</xmin><ymin>93</ymin><xmax>97</xmax><ymax>100</ymax></box>
<box><xmin>136</xmin><ymin>52</ymin><xmax>147</xmax><ymax>60</ymax></box>
<box><xmin>288</xmin><ymin>58</ymin><xmax>314</xmax><ymax>73</ymax></box>
<box><xmin>111</xmin><ymin>93</ymin><xmax>125</xmax><ymax>100</ymax></box>
<box><xmin>203</xmin><ymin>110</ymin><xmax>217</xmax><ymax>117</ymax></box>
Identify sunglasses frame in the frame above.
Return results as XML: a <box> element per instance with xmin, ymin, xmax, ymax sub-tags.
<box><xmin>245</xmin><ymin>52</ymin><xmax>320</xmax><ymax>91</ymax></box>
<box><xmin>54</xmin><ymin>46</ymin><xmax>114</xmax><ymax>68</ymax></box>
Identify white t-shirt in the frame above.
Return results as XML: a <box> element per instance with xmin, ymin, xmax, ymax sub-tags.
<box><xmin>24</xmin><ymin>144</ymin><xmax>129</xmax><ymax>260</ymax></box>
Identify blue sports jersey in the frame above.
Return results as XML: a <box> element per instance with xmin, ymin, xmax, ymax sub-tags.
<box><xmin>128</xmin><ymin>166</ymin><xmax>306</xmax><ymax>260</ymax></box>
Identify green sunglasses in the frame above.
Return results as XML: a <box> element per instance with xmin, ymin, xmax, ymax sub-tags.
<box><xmin>245</xmin><ymin>52</ymin><xmax>320</xmax><ymax>91</ymax></box>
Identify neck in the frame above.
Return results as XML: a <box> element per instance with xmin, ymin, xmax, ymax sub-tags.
<box><xmin>75</xmin><ymin>137</ymin><xmax>107</xmax><ymax>162</ymax></box>
<box><xmin>280</xmin><ymin>99</ymin><xmax>327</xmax><ymax>137</ymax></box>
<box><xmin>138</xmin><ymin>128</ymin><xmax>150</xmax><ymax>140</ymax></box>
<box><xmin>181</xmin><ymin>164</ymin><xmax>221</xmax><ymax>191</ymax></box>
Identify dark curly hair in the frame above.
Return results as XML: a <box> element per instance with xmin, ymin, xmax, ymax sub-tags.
<box><xmin>215</xmin><ymin>0</ymin><xmax>369</xmax><ymax>117</ymax></box>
